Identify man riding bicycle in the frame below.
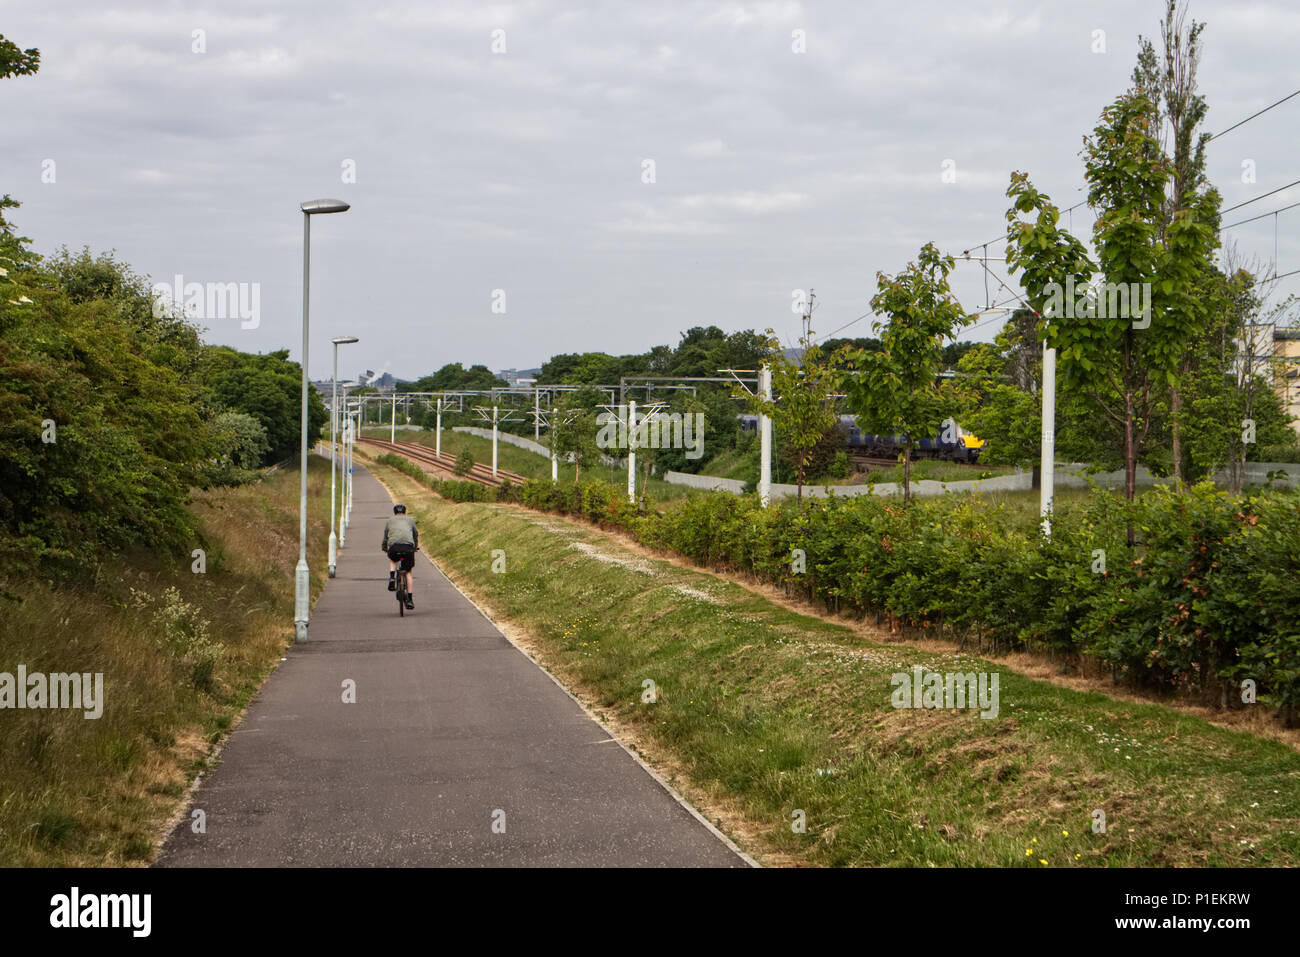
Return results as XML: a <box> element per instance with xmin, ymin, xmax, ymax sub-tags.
<box><xmin>381</xmin><ymin>504</ymin><xmax>418</xmax><ymax>610</ymax></box>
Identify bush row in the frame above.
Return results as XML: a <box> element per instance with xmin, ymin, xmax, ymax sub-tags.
<box><xmin>374</xmin><ymin>452</ymin><xmax>514</xmax><ymax>504</ymax></box>
<box><xmin>516</xmin><ymin>476</ymin><xmax>1300</xmax><ymax>724</ymax></box>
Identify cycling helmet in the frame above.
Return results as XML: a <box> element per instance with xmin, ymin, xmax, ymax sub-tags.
<box><xmin>393</xmin><ymin>504</ymin><xmax>407</xmax><ymax>514</ymax></box>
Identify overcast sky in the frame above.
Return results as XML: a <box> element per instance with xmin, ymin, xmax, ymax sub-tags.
<box><xmin>3</xmin><ymin>0</ymin><xmax>1297</xmax><ymax>380</ymax></box>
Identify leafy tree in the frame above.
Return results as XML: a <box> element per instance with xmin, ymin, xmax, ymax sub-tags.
<box><xmin>205</xmin><ymin>411</ymin><xmax>270</xmax><ymax>485</ymax></box>
<box><xmin>1180</xmin><ymin>264</ymin><xmax>1298</xmax><ymax>489</ymax></box>
<box><xmin>0</xmin><ymin>34</ymin><xmax>39</xmax><ymax>78</ymax></box>
<box><xmin>404</xmin><ymin>362</ymin><xmax>507</xmax><ymax>392</ymax></box>
<box><xmin>0</xmin><ymin>265</ymin><xmax>213</xmax><ymax>563</ymax></box>
<box><xmin>200</xmin><ymin>347</ymin><xmax>327</xmax><ymax>464</ymax></box>
<box><xmin>539</xmin><ymin>352</ymin><xmax>641</xmax><ymax>385</ymax></box>
<box><xmin>1006</xmin><ymin>83</ymin><xmax>1219</xmax><ymax>518</ymax></box>
<box><xmin>940</xmin><ymin>340</ymin><xmax>977</xmax><ymax>369</ymax></box>
<box><xmin>840</xmin><ymin>243</ymin><xmax>970</xmax><ymax>501</ymax></box>
<box><xmin>744</xmin><ymin>332</ymin><xmax>841</xmax><ymax>501</ymax></box>
<box><xmin>948</xmin><ymin>341</ymin><xmax>1040</xmax><ymax>467</ymax></box>
<box><xmin>1132</xmin><ymin>1</ymin><xmax>1220</xmax><ymax>485</ymax></box>
<box><xmin>549</xmin><ymin>385</ymin><xmax>603</xmax><ymax>482</ymax></box>
<box><xmin>44</xmin><ymin>246</ymin><xmax>204</xmax><ymax>377</ymax></box>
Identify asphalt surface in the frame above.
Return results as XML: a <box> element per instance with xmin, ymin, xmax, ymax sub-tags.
<box><xmin>157</xmin><ymin>462</ymin><xmax>746</xmax><ymax>867</ymax></box>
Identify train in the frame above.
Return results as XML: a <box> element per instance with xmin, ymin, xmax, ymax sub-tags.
<box><xmin>738</xmin><ymin>414</ymin><xmax>985</xmax><ymax>463</ymax></box>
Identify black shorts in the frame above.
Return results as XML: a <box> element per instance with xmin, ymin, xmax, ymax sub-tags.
<box><xmin>387</xmin><ymin>544</ymin><xmax>415</xmax><ymax>570</ymax></box>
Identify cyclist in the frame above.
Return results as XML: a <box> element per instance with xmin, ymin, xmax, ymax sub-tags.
<box><xmin>381</xmin><ymin>504</ymin><xmax>418</xmax><ymax>609</ymax></box>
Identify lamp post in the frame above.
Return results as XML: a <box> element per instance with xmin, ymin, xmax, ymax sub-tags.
<box><xmin>758</xmin><ymin>364</ymin><xmax>773</xmax><ymax>508</ymax></box>
<box><xmin>328</xmin><ymin>336</ymin><xmax>358</xmax><ymax>578</ymax></box>
<box><xmin>339</xmin><ymin>397</ymin><xmax>352</xmax><ymax>546</ymax></box>
<box><xmin>346</xmin><ymin>400</ymin><xmax>357</xmax><ymax>524</ymax></box>
<box><xmin>1040</xmin><ymin>340</ymin><xmax>1057</xmax><ymax>537</ymax></box>
<box><xmin>294</xmin><ymin>198</ymin><xmax>350</xmax><ymax>643</ymax></box>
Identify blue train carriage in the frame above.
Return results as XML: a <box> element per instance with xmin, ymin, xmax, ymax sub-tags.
<box><xmin>736</xmin><ymin>413</ymin><xmax>984</xmax><ymax>462</ymax></box>
<box><xmin>843</xmin><ymin>415</ymin><xmax>984</xmax><ymax>463</ymax></box>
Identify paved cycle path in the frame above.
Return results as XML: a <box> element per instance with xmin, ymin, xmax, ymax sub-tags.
<box><xmin>157</xmin><ymin>463</ymin><xmax>746</xmax><ymax>867</ymax></box>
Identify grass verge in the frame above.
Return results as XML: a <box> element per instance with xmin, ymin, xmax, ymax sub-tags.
<box><xmin>0</xmin><ymin>456</ymin><xmax>333</xmax><ymax>866</ymax></box>
<box><xmin>369</xmin><ymin>459</ymin><xmax>1300</xmax><ymax>867</ymax></box>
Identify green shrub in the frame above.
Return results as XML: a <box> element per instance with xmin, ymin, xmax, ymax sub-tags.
<box><xmin>130</xmin><ymin>586</ymin><xmax>224</xmax><ymax>692</ymax></box>
<box><xmin>508</xmin><ymin>473</ymin><xmax>1300</xmax><ymax>722</ymax></box>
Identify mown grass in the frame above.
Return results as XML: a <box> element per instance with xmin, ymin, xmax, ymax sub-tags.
<box><xmin>851</xmin><ymin>459</ymin><xmax>1016</xmax><ymax>485</ymax></box>
<box><xmin>372</xmin><ymin>461</ymin><xmax>1300</xmax><ymax>867</ymax></box>
<box><xmin>0</xmin><ymin>456</ymin><xmax>334</xmax><ymax>866</ymax></box>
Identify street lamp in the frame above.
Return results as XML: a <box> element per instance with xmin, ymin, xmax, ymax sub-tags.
<box><xmin>347</xmin><ymin>400</ymin><xmax>357</xmax><ymax>522</ymax></box>
<box><xmin>328</xmin><ymin>336</ymin><xmax>359</xmax><ymax>578</ymax></box>
<box><xmin>340</xmin><ymin>397</ymin><xmax>355</xmax><ymax>545</ymax></box>
<box><xmin>295</xmin><ymin>198</ymin><xmax>350</xmax><ymax>643</ymax></box>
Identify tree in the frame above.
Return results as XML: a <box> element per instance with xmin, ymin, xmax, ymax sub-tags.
<box><xmin>840</xmin><ymin>243</ymin><xmax>970</xmax><ymax>501</ymax></box>
<box><xmin>1180</xmin><ymin>256</ymin><xmax>1298</xmax><ymax>490</ymax></box>
<box><xmin>745</xmin><ymin>331</ymin><xmax>841</xmax><ymax>502</ymax></box>
<box><xmin>947</xmin><ymin>341</ymin><xmax>1041</xmax><ymax>467</ymax></box>
<box><xmin>0</xmin><ymin>260</ymin><xmax>214</xmax><ymax>562</ymax></box>
<box><xmin>404</xmin><ymin>362</ymin><xmax>507</xmax><ymax>392</ymax></box>
<box><xmin>1006</xmin><ymin>85</ymin><xmax>1219</xmax><ymax>520</ymax></box>
<box><xmin>549</xmin><ymin>385</ymin><xmax>603</xmax><ymax>483</ymax></box>
<box><xmin>44</xmin><ymin>246</ymin><xmax>204</xmax><ymax>378</ymax></box>
<box><xmin>205</xmin><ymin>411</ymin><xmax>270</xmax><ymax>485</ymax></box>
<box><xmin>1132</xmin><ymin>1</ymin><xmax>1220</xmax><ymax>486</ymax></box>
<box><xmin>199</xmin><ymin>347</ymin><xmax>328</xmax><ymax>464</ymax></box>
<box><xmin>0</xmin><ymin>34</ymin><xmax>39</xmax><ymax>79</ymax></box>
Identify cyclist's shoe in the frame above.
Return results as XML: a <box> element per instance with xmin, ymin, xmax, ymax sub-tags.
<box><xmin>388</xmin><ymin>572</ymin><xmax>396</xmax><ymax>592</ymax></box>
<box><xmin>405</xmin><ymin>595</ymin><xmax>414</xmax><ymax>610</ymax></box>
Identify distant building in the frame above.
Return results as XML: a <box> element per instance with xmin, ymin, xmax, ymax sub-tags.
<box><xmin>1238</xmin><ymin>325</ymin><xmax>1300</xmax><ymax>437</ymax></box>
<box><xmin>357</xmin><ymin>370</ymin><xmax>397</xmax><ymax>392</ymax></box>
<box><xmin>1275</xmin><ymin>328</ymin><xmax>1300</xmax><ymax>436</ymax></box>
<box><xmin>497</xmin><ymin>367</ymin><xmax>542</xmax><ymax>387</ymax></box>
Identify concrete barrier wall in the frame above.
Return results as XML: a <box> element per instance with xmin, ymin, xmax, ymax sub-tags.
<box><xmin>664</xmin><ymin>461</ymin><xmax>1296</xmax><ymax>499</ymax></box>
<box><xmin>1213</xmin><ymin>462</ymin><xmax>1296</xmax><ymax>489</ymax></box>
<box><xmin>663</xmin><ymin>469</ymin><xmax>1032</xmax><ymax>499</ymax></box>
<box><xmin>452</xmin><ymin>426</ymin><xmax>551</xmax><ymax>457</ymax></box>
<box><xmin>662</xmin><ymin>471</ymin><xmax>748</xmax><ymax>493</ymax></box>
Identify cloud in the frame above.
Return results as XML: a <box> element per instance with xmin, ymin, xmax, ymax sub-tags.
<box><xmin>1</xmin><ymin>0</ymin><xmax>1295</xmax><ymax>374</ymax></box>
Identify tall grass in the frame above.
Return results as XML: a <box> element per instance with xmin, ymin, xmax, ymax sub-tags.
<box><xmin>0</xmin><ymin>457</ymin><xmax>334</xmax><ymax>865</ymax></box>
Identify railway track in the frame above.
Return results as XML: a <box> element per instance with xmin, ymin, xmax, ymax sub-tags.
<box><xmin>359</xmin><ymin>437</ymin><xmax>528</xmax><ymax>488</ymax></box>
<box><xmin>849</xmin><ymin>453</ymin><xmax>904</xmax><ymax>471</ymax></box>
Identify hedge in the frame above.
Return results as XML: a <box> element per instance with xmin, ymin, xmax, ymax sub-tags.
<box><xmin>515</xmin><ymin>477</ymin><xmax>1299</xmax><ymax>725</ymax></box>
<box><xmin>375</xmin><ymin>452</ymin><xmax>1299</xmax><ymax>724</ymax></box>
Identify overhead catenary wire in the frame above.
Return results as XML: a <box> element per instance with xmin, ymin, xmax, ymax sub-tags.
<box><xmin>1221</xmin><ymin>179</ymin><xmax>1300</xmax><ymax>215</ymax></box>
<box><xmin>935</xmin><ymin>87</ymin><xmax>1300</xmax><ymax>351</ymax></box>
<box><xmin>1221</xmin><ymin>200</ymin><xmax>1300</xmax><ymax>231</ymax></box>
<box><xmin>1208</xmin><ymin>88</ymin><xmax>1300</xmax><ymax>141</ymax></box>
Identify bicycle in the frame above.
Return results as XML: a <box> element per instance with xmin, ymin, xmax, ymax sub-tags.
<box><xmin>390</xmin><ymin>546</ymin><xmax>416</xmax><ymax>616</ymax></box>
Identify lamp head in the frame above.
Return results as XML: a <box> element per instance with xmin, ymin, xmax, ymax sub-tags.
<box><xmin>301</xmin><ymin>199</ymin><xmax>351</xmax><ymax>215</ymax></box>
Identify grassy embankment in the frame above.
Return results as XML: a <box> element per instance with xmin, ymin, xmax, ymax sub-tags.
<box><xmin>363</xmin><ymin>426</ymin><xmax>692</xmax><ymax>501</ymax></box>
<box><xmin>651</xmin><ymin>444</ymin><xmax>1015</xmax><ymax>487</ymax></box>
<box><xmin>370</xmin><ymin>425</ymin><xmax>1020</xmax><ymax>501</ymax></box>
<box><xmin>0</xmin><ymin>457</ymin><xmax>333</xmax><ymax>866</ymax></box>
<box><xmin>367</xmin><ymin>457</ymin><xmax>1300</xmax><ymax>867</ymax></box>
